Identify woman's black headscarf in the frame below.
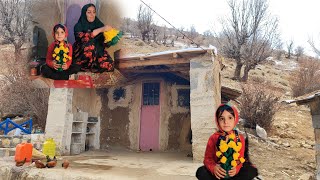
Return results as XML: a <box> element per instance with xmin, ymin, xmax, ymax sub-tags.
<box><xmin>74</xmin><ymin>3</ymin><xmax>104</xmax><ymax>33</ymax></box>
<box><xmin>74</xmin><ymin>3</ymin><xmax>105</xmax><ymax>57</ymax></box>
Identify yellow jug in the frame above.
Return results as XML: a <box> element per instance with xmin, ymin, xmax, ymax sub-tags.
<box><xmin>42</xmin><ymin>138</ymin><xmax>56</xmax><ymax>159</ymax></box>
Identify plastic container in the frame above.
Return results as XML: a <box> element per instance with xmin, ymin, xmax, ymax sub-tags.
<box><xmin>15</xmin><ymin>143</ymin><xmax>33</xmax><ymax>162</ymax></box>
<box><xmin>42</xmin><ymin>138</ymin><xmax>56</xmax><ymax>159</ymax></box>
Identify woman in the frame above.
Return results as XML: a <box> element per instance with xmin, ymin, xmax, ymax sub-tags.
<box><xmin>73</xmin><ymin>3</ymin><xmax>114</xmax><ymax>73</ymax></box>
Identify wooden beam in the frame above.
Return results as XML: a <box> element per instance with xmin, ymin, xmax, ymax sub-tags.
<box><xmin>122</xmin><ymin>67</ymin><xmax>189</xmax><ymax>73</ymax></box>
<box><xmin>173</xmin><ymin>52</ymin><xmax>182</xmax><ymax>58</ymax></box>
<box><xmin>171</xmin><ymin>72</ymin><xmax>190</xmax><ymax>80</ymax></box>
<box><xmin>119</xmin><ymin>58</ymin><xmax>190</xmax><ymax>69</ymax></box>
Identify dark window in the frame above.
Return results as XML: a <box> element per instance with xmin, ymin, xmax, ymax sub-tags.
<box><xmin>143</xmin><ymin>83</ymin><xmax>160</xmax><ymax>105</ymax></box>
<box><xmin>113</xmin><ymin>87</ymin><xmax>126</xmax><ymax>101</ymax></box>
<box><xmin>177</xmin><ymin>89</ymin><xmax>190</xmax><ymax>107</ymax></box>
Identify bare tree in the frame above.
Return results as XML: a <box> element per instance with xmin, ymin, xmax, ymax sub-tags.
<box><xmin>151</xmin><ymin>23</ymin><xmax>160</xmax><ymax>43</ymax></box>
<box><xmin>216</xmin><ymin>0</ymin><xmax>279</xmax><ymax>81</ymax></box>
<box><xmin>295</xmin><ymin>46</ymin><xmax>304</xmax><ymax>60</ymax></box>
<box><xmin>308</xmin><ymin>37</ymin><xmax>320</xmax><ymax>56</ymax></box>
<box><xmin>122</xmin><ymin>17</ymin><xmax>131</xmax><ymax>34</ymax></box>
<box><xmin>0</xmin><ymin>0</ymin><xmax>32</xmax><ymax>60</ymax></box>
<box><xmin>160</xmin><ymin>25</ymin><xmax>168</xmax><ymax>46</ymax></box>
<box><xmin>203</xmin><ymin>30</ymin><xmax>213</xmax><ymax>37</ymax></box>
<box><xmin>137</xmin><ymin>4</ymin><xmax>153</xmax><ymax>42</ymax></box>
<box><xmin>286</xmin><ymin>40</ymin><xmax>294</xmax><ymax>59</ymax></box>
<box><xmin>274</xmin><ymin>42</ymin><xmax>284</xmax><ymax>60</ymax></box>
<box><xmin>189</xmin><ymin>25</ymin><xmax>198</xmax><ymax>40</ymax></box>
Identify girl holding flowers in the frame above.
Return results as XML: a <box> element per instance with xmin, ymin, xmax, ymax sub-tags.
<box><xmin>196</xmin><ymin>104</ymin><xmax>258</xmax><ymax>180</ymax></box>
<box><xmin>42</xmin><ymin>24</ymin><xmax>79</xmax><ymax>80</ymax></box>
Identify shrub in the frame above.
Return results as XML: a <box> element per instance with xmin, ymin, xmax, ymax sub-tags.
<box><xmin>239</xmin><ymin>81</ymin><xmax>280</xmax><ymax>132</ymax></box>
<box><xmin>289</xmin><ymin>58</ymin><xmax>320</xmax><ymax>97</ymax></box>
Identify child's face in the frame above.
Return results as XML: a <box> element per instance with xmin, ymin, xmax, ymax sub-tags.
<box><xmin>86</xmin><ymin>6</ymin><xmax>96</xmax><ymax>23</ymax></box>
<box><xmin>218</xmin><ymin>110</ymin><xmax>235</xmax><ymax>132</ymax></box>
<box><xmin>55</xmin><ymin>27</ymin><xmax>66</xmax><ymax>42</ymax></box>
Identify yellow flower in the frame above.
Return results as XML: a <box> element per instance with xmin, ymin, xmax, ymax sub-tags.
<box><xmin>63</xmin><ymin>58</ymin><xmax>67</xmax><ymax>62</ymax></box>
<box><xmin>68</xmin><ymin>56</ymin><xmax>72</xmax><ymax>59</ymax></box>
<box><xmin>104</xmin><ymin>28</ymin><xmax>119</xmax><ymax>42</ymax></box>
<box><xmin>237</xmin><ymin>142</ymin><xmax>242</xmax><ymax>148</ymax></box>
<box><xmin>54</xmin><ymin>48</ymin><xmax>60</xmax><ymax>54</ymax></box>
<box><xmin>233</xmin><ymin>145</ymin><xmax>241</xmax><ymax>152</ymax></box>
<box><xmin>59</xmin><ymin>42</ymin><xmax>64</xmax><ymax>47</ymax></box>
<box><xmin>220</xmin><ymin>140</ymin><xmax>227</xmax><ymax>146</ymax></box>
<box><xmin>228</xmin><ymin>141</ymin><xmax>236</xmax><ymax>149</ymax></box>
<box><xmin>216</xmin><ymin>151</ymin><xmax>222</xmax><ymax>158</ymax></box>
<box><xmin>233</xmin><ymin>152</ymin><xmax>240</xmax><ymax>160</ymax></box>
<box><xmin>220</xmin><ymin>156</ymin><xmax>227</xmax><ymax>164</ymax></box>
<box><xmin>229</xmin><ymin>133</ymin><xmax>235</xmax><ymax>140</ymax></box>
<box><xmin>231</xmin><ymin>160</ymin><xmax>237</xmax><ymax>167</ymax></box>
<box><xmin>55</xmin><ymin>56</ymin><xmax>59</xmax><ymax>61</ymax></box>
<box><xmin>240</xmin><ymin>157</ymin><xmax>246</xmax><ymax>163</ymax></box>
<box><xmin>219</xmin><ymin>143</ymin><xmax>229</xmax><ymax>153</ymax></box>
<box><xmin>52</xmin><ymin>54</ymin><xmax>56</xmax><ymax>58</ymax></box>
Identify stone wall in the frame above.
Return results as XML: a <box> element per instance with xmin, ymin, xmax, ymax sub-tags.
<box><xmin>45</xmin><ymin>88</ymin><xmax>73</xmax><ymax>155</ymax></box>
<box><xmin>190</xmin><ymin>53</ymin><xmax>221</xmax><ymax>162</ymax></box>
<box><xmin>0</xmin><ymin>134</ymin><xmax>45</xmax><ymax>157</ymax></box>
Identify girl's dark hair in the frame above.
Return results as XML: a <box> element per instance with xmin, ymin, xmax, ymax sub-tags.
<box><xmin>216</xmin><ymin>105</ymin><xmax>235</xmax><ymax>120</ymax></box>
<box><xmin>53</xmin><ymin>24</ymin><xmax>66</xmax><ymax>33</ymax></box>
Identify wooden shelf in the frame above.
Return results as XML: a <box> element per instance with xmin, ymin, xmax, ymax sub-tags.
<box><xmin>72</xmin><ymin>132</ymin><xmax>82</xmax><ymax>134</ymax></box>
<box><xmin>71</xmin><ymin>143</ymin><xmax>82</xmax><ymax>145</ymax></box>
<box><xmin>86</xmin><ymin>132</ymin><xmax>95</xmax><ymax>135</ymax></box>
<box><xmin>73</xmin><ymin>121</ymin><xmax>84</xmax><ymax>123</ymax></box>
<box><xmin>87</xmin><ymin>121</ymin><xmax>97</xmax><ymax>124</ymax></box>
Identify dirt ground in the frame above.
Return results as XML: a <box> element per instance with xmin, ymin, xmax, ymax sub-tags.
<box><xmin>0</xmin><ymin>148</ymin><xmax>201</xmax><ymax>180</ymax></box>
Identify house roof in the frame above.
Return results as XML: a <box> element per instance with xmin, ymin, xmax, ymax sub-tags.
<box><xmin>221</xmin><ymin>86</ymin><xmax>242</xmax><ymax>100</ymax></box>
<box><xmin>283</xmin><ymin>90</ymin><xmax>320</xmax><ymax>105</ymax></box>
<box><xmin>116</xmin><ymin>47</ymin><xmax>217</xmax><ymax>80</ymax></box>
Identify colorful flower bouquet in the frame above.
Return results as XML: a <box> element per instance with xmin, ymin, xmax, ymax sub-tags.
<box><xmin>52</xmin><ymin>42</ymin><xmax>71</xmax><ymax>71</ymax></box>
<box><xmin>216</xmin><ymin>133</ymin><xmax>246</xmax><ymax>178</ymax></box>
<box><xmin>103</xmin><ymin>28</ymin><xmax>123</xmax><ymax>47</ymax></box>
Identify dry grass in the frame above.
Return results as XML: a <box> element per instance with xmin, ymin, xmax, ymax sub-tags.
<box><xmin>0</xmin><ymin>45</ymin><xmax>49</xmax><ymax>130</ymax></box>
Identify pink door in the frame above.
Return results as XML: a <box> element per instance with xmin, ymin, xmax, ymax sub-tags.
<box><xmin>140</xmin><ymin>82</ymin><xmax>160</xmax><ymax>151</ymax></box>
<box><xmin>65</xmin><ymin>0</ymin><xmax>97</xmax><ymax>44</ymax></box>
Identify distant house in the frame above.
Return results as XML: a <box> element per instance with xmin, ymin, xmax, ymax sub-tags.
<box><xmin>285</xmin><ymin>91</ymin><xmax>320</xmax><ymax>179</ymax></box>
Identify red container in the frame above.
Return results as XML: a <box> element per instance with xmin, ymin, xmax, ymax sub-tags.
<box><xmin>15</xmin><ymin>143</ymin><xmax>33</xmax><ymax>162</ymax></box>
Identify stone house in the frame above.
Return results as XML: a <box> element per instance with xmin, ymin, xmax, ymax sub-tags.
<box><xmin>31</xmin><ymin>0</ymin><xmax>122</xmax><ymax>59</ymax></box>
<box><xmin>45</xmin><ymin>48</ymin><xmax>223</xmax><ymax>162</ymax></box>
<box><xmin>287</xmin><ymin>91</ymin><xmax>320</xmax><ymax>179</ymax></box>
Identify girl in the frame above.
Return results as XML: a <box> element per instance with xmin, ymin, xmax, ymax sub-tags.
<box><xmin>196</xmin><ymin>104</ymin><xmax>258</xmax><ymax>180</ymax></box>
<box><xmin>72</xmin><ymin>3</ymin><xmax>114</xmax><ymax>73</ymax></box>
<box><xmin>42</xmin><ymin>24</ymin><xmax>79</xmax><ymax>80</ymax></box>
